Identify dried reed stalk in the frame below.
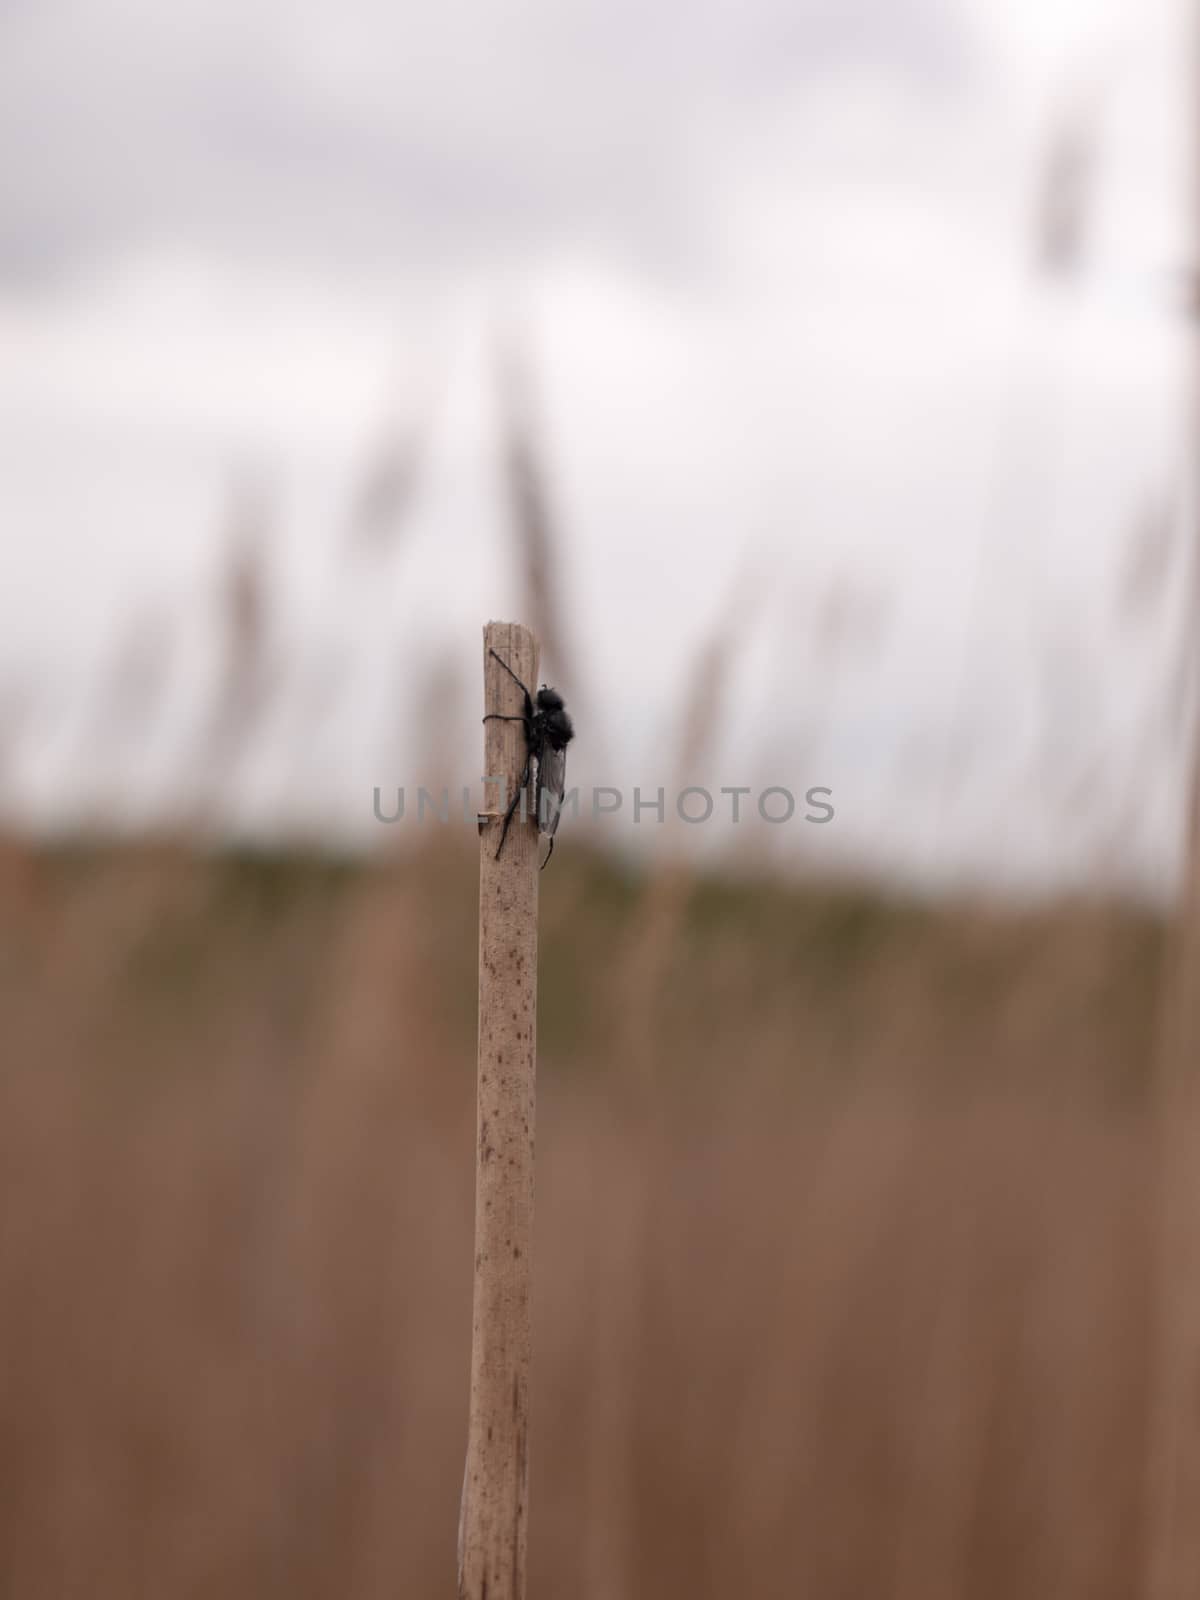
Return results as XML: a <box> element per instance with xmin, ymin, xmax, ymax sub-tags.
<box><xmin>458</xmin><ymin>621</ymin><xmax>541</xmax><ymax>1600</ymax></box>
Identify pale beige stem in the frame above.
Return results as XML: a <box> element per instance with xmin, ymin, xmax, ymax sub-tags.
<box><xmin>458</xmin><ymin>621</ymin><xmax>540</xmax><ymax>1600</ymax></box>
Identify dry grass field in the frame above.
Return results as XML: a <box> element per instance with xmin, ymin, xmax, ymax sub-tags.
<box><xmin>0</xmin><ymin>832</ymin><xmax>1166</xmax><ymax>1597</ymax></box>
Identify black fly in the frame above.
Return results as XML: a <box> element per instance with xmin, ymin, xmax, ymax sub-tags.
<box><xmin>483</xmin><ymin>648</ymin><xmax>574</xmax><ymax>869</ymax></box>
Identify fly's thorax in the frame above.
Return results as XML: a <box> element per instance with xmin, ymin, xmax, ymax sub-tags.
<box><xmin>542</xmin><ymin>707</ymin><xmax>574</xmax><ymax>749</ymax></box>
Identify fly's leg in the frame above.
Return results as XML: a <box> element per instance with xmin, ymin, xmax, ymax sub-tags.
<box><xmin>488</xmin><ymin>648</ymin><xmax>534</xmax><ymax>705</ymax></box>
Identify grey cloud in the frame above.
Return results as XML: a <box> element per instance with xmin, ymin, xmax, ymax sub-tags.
<box><xmin>0</xmin><ymin>0</ymin><xmax>971</xmax><ymax>282</ymax></box>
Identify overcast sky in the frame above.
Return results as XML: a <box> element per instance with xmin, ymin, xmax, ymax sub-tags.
<box><xmin>0</xmin><ymin>0</ymin><xmax>1192</xmax><ymax>894</ymax></box>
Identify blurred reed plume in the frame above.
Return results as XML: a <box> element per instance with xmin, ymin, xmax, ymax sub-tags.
<box><xmin>672</xmin><ymin>561</ymin><xmax>763</xmax><ymax>782</ymax></box>
<box><xmin>0</xmin><ymin>680</ymin><xmax>35</xmax><ymax>814</ymax></box>
<box><xmin>188</xmin><ymin>477</ymin><xmax>276</xmax><ymax>823</ymax></box>
<box><xmin>618</xmin><ymin>556</ymin><xmax>765</xmax><ymax>1082</ymax></box>
<box><xmin>345</xmin><ymin>396</ymin><xmax>429</xmax><ymax>560</ymax></box>
<box><xmin>1118</xmin><ymin>497</ymin><xmax>1178</xmax><ymax>632</ymax></box>
<box><xmin>810</xmin><ymin>576</ymin><xmax>889</xmax><ymax>667</ymax></box>
<box><xmin>412</xmin><ymin>645</ymin><xmax>466</xmax><ymax>806</ymax></box>
<box><xmin>78</xmin><ymin>608</ymin><xmax>174</xmax><ymax>826</ymax></box>
<box><xmin>91</xmin><ymin>610</ymin><xmax>174</xmax><ymax>748</ymax></box>
<box><xmin>222</xmin><ymin>490</ymin><xmax>270</xmax><ymax>704</ymax></box>
<box><xmin>493</xmin><ymin>329</ymin><xmax>577</xmax><ymax>693</ymax></box>
<box><xmin>1033</xmin><ymin>91</ymin><xmax>1100</xmax><ymax>281</ymax></box>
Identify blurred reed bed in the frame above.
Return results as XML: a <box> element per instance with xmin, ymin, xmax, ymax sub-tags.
<box><xmin>0</xmin><ymin>836</ymin><xmax>1164</xmax><ymax>1599</ymax></box>
<box><xmin>0</xmin><ymin>536</ymin><xmax>1175</xmax><ymax>1600</ymax></box>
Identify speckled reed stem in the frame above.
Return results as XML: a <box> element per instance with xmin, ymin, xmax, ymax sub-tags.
<box><xmin>458</xmin><ymin>621</ymin><xmax>540</xmax><ymax>1600</ymax></box>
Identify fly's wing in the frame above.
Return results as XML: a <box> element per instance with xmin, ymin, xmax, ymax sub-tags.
<box><xmin>535</xmin><ymin>740</ymin><xmax>569</xmax><ymax>836</ymax></box>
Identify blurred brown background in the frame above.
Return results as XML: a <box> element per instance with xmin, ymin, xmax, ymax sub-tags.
<box><xmin>0</xmin><ymin>838</ymin><xmax>1168</xmax><ymax>1597</ymax></box>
